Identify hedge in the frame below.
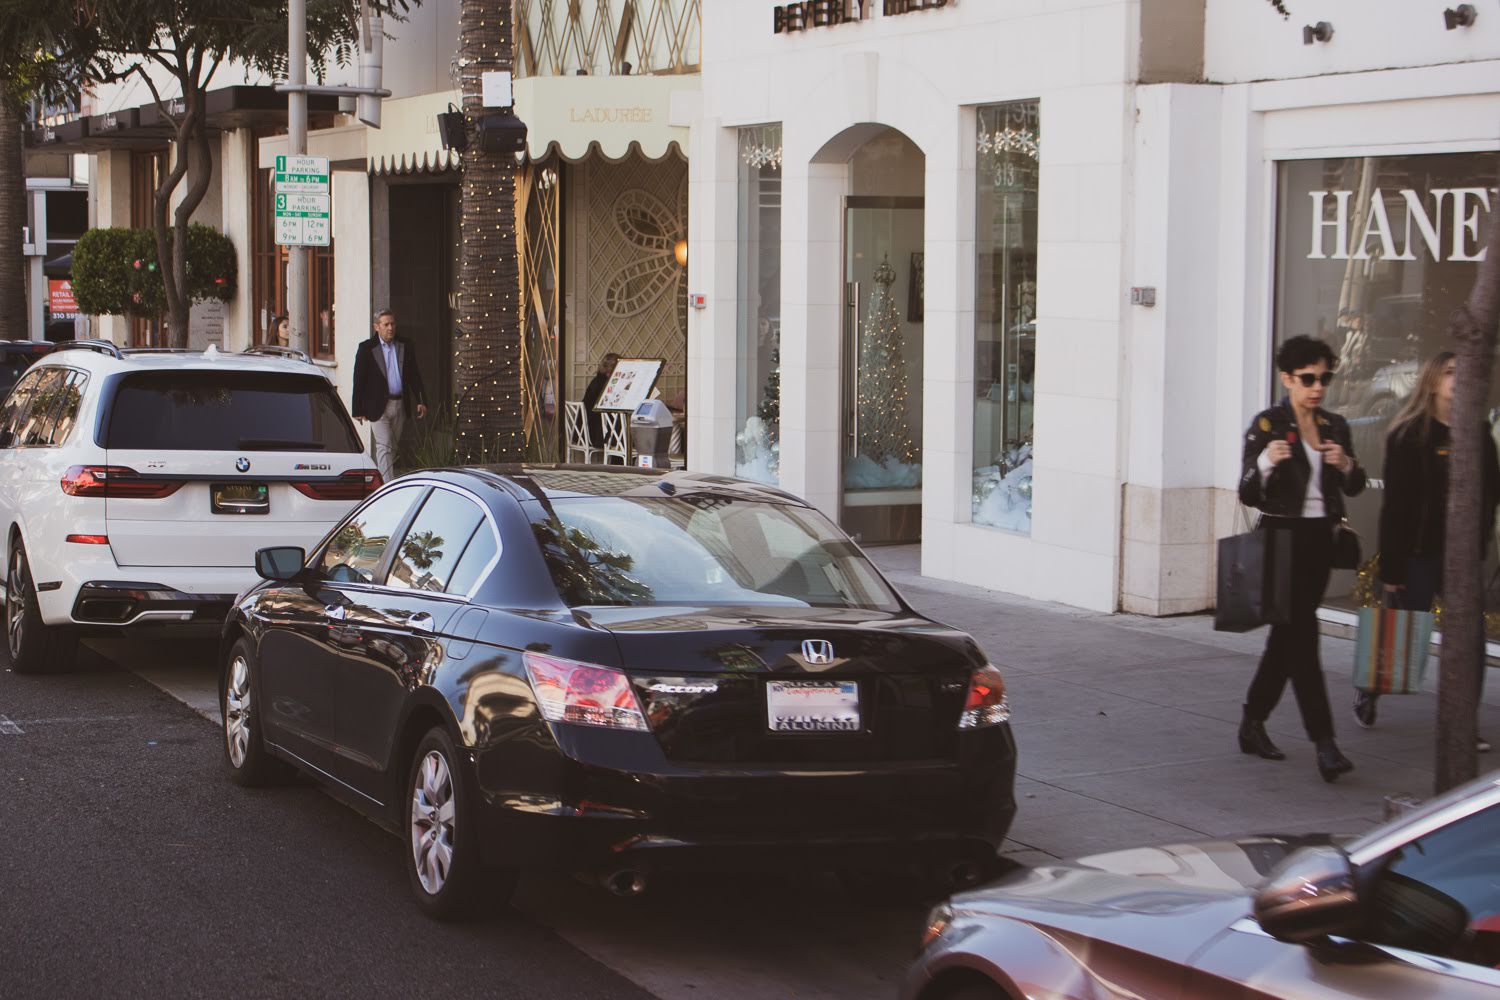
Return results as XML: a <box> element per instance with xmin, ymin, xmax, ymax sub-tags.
<box><xmin>72</xmin><ymin>225</ymin><xmax>237</xmax><ymax>317</ymax></box>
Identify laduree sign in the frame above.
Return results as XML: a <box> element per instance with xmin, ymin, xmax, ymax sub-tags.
<box><xmin>773</xmin><ymin>0</ymin><xmax>948</xmax><ymax>33</ymax></box>
<box><xmin>274</xmin><ymin>154</ymin><xmax>331</xmax><ymax>247</ymax></box>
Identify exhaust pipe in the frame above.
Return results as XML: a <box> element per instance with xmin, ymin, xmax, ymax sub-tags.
<box><xmin>601</xmin><ymin>868</ymin><xmax>648</xmax><ymax>897</ymax></box>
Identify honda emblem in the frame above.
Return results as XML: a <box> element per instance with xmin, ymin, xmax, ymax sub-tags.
<box><xmin>801</xmin><ymin>639</ymin><xmax>835</xmax><ymax>665</ymax></box>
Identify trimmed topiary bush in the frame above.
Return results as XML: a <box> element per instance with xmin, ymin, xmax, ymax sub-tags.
<box><xmin>72</xmin><ymin>224</ymin><xmax>237</xmax><ymax>317</ymax></box>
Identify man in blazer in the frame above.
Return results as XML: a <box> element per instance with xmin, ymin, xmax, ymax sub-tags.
<box><xmin>352</xmin><ymin>309</ymin><xmax>427</xmax><ymax>481</ymax></box>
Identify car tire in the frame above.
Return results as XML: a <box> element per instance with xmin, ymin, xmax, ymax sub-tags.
<box><xmin>221</xmin><ymin>637</ymin><xmax>290</xmax><ymax>786</ymax></box>
<box><xmin>6</xmin><ymin>541</ymin><xmax>77</xmax><ymax>674</ymax></box>
<box><xmin>405</xmin><ymin>725</ymin><xmax>514</xmax><ymax>920</ymax></box>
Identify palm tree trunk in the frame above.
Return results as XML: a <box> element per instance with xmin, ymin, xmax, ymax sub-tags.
<box><xmin>1437</xmin><ymin>174</ymin><xmax>1500</xmax><ymax>793</ymax></box>
<box><xmin>0</xmin><ymin>95</ymin><xmax>29</xmax><ymax>341</ymax></box>
<box><xmin>455</xmin><ymin>0</ymin><xmax>524</xmax><ymax>462</ymax></box>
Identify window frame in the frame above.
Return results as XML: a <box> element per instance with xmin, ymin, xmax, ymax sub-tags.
<box><xmin>314</xmin><ymin>485</ymin><xmax>430</xmax><ymax>588</ymax></box>
<box><xmin>386</xmin><ymin>484</ymin><xmax>504</xmax><ymax>599</ymax></box>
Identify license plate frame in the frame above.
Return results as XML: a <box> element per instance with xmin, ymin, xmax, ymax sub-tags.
<box><xmin>765</xmin><ymin>679</ymin><xmax>861</xmax><ymax>734</ymax></box>
<box><xmin>211</xmin><ymin>482</ymin><xmax>270</xmax><ymax>515</ymax></box>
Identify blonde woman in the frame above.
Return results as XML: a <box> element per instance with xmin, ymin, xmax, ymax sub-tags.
<box><xmin>1358</xmin><ymin>351</ymin><xmax>1499</xmax><ymax>752</ymax></box>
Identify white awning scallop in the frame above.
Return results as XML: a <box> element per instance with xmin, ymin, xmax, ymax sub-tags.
<box><xmin>366</xmin><ymin>91</ymin><xmax>462</xmax><ymax>176</ymax></box>
<box><xmin>514</xmin><ymin>74</ymin><xmax>698</xmax><ymax>163</ymax></box>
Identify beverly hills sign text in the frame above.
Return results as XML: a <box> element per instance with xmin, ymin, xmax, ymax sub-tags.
<box><xmin>773</xmin><ymin>0</ymin><xmax>948</xmax><ymax>33</ymax></box>
<box><xmin>1309</xmin><ymin>187</ymin><xmax>1496</xmax><ymax>262</ymax></box>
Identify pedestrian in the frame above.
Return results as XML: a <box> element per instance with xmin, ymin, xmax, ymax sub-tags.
<box><xmin>351</xmin><ymin>309</ymin><xmax>427</xmax><ymax>481</ymax></box>
<box><xmin>1356</xmin><ymin>351</ymin><xmax>1497</xmax><ymax>752</ymax></box>
<box><xmin>582</xmin><ymin>351</ymin><xmax>620</xmax><ymax>445</ymax></box>
<box><xmin>1237</xmin><ymin>335</ymin><xmax>1366</xmax><ymax>782</ymax></box>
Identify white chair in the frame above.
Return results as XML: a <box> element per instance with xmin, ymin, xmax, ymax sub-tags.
<box><xmin>600</xmin><ymin>411</ymin><xmax>629</xmax><ymax>465</ymax></box>
<box><xmin>564</xmin><ymin>401</ymin><xmax>600</xmax><ymax>464</ymax></box>
<box><xmin>668</xmin><ymin>423</ymin><xmax>686</xmax><ymax>470</ymax></box>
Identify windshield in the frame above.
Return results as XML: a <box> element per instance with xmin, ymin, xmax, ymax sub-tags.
<box><xmin>531</xmin><ymin>496</ymin><xmax>902</xmax><ymax>611</ymax></box>
<box><xmin>103</xmin><ymin>370</ymin><xmax>362</xmax><ymax>452</ymax></box>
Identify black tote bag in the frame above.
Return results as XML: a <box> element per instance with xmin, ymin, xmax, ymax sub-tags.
<box><xmin>1215</xmin><ymin>524</ymin><xmax>1292</xmax><ymax>632</ymax></box>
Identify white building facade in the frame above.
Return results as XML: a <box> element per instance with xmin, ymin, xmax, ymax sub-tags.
<box><xmin>686</xmin><ymin>0</ymin><xmax>1500</xmax><ymax>616</ymax></box>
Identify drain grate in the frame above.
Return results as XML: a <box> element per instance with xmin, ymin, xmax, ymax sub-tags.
<box><xmin>0</xmin><ymin>714</ymin><xmax>23</xmax><ymax>735</ymax></box>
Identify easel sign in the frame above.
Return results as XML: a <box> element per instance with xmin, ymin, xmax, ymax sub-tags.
<box><xmin>595</xmin><ymin>357</ymin><xmax>664</xmax><ymax>412</ymax></box>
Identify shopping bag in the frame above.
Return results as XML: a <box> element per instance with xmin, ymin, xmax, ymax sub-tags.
<box><xmin>1214</xmin><ymin>526</ymin><xmax>1292</xmax><ymax>632</ymax></box>
<box><xmin>1353</xmin><ymin>606</ymin><xmax>1434</xmax><ymax>695</ymax></box>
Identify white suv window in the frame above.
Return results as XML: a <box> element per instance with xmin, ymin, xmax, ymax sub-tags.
<box><xmin>0</xmin><ymin>368</ymin><xmax>44</xmax><ymax>448</ymax></box>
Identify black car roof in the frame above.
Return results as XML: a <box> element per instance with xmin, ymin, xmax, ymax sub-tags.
<box><xmin>419</xmin><ymin>464</ymin><xmax>810</xmax><ymax>506</ymax></box>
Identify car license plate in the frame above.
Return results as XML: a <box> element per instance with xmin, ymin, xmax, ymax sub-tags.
<box><xmin>766</xmin><ymin>680</ymin><xmax>860</xmax><ymax>733</ymax></box>
<box><xmin>211</xmin><ymin>482</ymin><xmax>269</xmax><ymax>515</ymax></box>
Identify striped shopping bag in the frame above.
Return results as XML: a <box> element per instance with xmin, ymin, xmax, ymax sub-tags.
<box><xmin>1353</xmin><ymin>606</ymin><xmax>1435</xmax><ymax>695</ymax></box>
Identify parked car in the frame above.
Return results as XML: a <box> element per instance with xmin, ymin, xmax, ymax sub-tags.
<box><xmin>221</xmin><ymin>465</ymin><xmax>1019</xmax><ymax>918</ymax></box>
<box><xmin>905</xmin><ymin>770</ymin><xmax>1500</xmax><ymax>999</ymax></box>
<box><xmin>0</xmin><ymin>341</ymin><xmax>379</xmax><ymax>674</ymax></box>
<box><xmin>0</xmin><ymin>340</ymin><xmax>54</xmax><ymax>397</ymax></box>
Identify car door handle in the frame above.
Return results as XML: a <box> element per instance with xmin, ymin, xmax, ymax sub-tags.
<box><xmin>408</xmin><ymin>612</ymin><xmax>434</xmax><ymax>633</ymax></box>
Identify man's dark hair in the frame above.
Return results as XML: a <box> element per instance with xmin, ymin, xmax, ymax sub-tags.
<box><xmin>374</xmin><ymin>309</ymin><xmax>395</xmax><ymax>322</ymax></box>
<box><xmin>1276</xmin><ymin>335</ymin><xmax>1337</xmax><ymax>373</ymax></box>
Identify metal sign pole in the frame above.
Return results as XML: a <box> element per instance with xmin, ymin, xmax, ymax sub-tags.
<box><xmin>286</xmin><ymin>0</ymin><xmax>309</xmax><ymax>354</ymax></box>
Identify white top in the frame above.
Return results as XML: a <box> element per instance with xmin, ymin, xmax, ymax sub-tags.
<box><xmin>1257</xmin><ymin>438</ymin><xmax>1325</xmax><ymax>518</ymax></box>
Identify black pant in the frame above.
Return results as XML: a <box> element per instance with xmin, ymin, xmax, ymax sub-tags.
<box><xmin>1246</xmin><ymin>516</ymin><xmax>1336</xmax><ymax>741</ymax></box>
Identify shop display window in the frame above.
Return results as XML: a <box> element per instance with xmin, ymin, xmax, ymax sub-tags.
<box><xmin>972</xmin><ymin>101</ymin><xmax>1040</xmax><ymax>533</ymax></box>
<box><xmin>1273</xmin><ymin>153</ymin><xmax>1499</xmax><ymax>624</ymax></box>
<box><xmin>736</xmin><ymin>124</ymin><xmax>783</xmax><ymax>484</ymax></box>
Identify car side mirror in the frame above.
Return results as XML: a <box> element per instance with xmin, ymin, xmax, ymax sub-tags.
<box><xmin>1254</xmin><ymin>846</ymin><xmax>1363</xmax><ymax>943</ymax></box>
<box><xmin>255</xmin><ymin>546</ymin><xmax>306</xmax><ymax>582</ymax></box>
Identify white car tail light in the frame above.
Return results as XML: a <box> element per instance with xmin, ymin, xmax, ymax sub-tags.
<box><xmin>958</xmin><ymin>664</ymin><xmax>1011</xmax><ymax>730</ymax></box>
<box><xmin>523</xmin><ymin>652</ymin><xmax>649</xmax><ymax>731</ymax></box>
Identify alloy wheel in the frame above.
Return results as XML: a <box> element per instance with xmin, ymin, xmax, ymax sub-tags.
<box><xmin>224</xmin><ymin>655</ymin><xmax>252</xmax><ymax>768</ymax></box>
<box><xmin>410</xmin><ymin>750</ymin><xmax>456</xmax><ymax>895</ymax></box>
<box><xmin>7</xmin><ymin>549</ymin><xmax>25</xmax><ymax>660</ymax></box>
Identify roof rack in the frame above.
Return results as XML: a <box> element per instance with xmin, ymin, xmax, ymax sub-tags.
<box><xmin>241</xmin><ymin>345</ymin><xmax>312</xmax><ymax>365</ymax></box>
<box><xmin>52</xmin><ymin>339</ymin><xmax>123</xmax><ymax>359</ymax></box>
<box><xmin>119</xmin><ymin>347</ymin><xmax>197</xmax><ymax>355</ymax></box>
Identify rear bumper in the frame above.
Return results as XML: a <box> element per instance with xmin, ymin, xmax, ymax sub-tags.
<box><xmin>70</xmin><ymin>581</ymin><xmax>237</xmax><ymax>627</ymax></box>
<box><xmin>471</xmin><ymin>724</ymin><xmax>1018</xmax><ymax>875</ymax></box>
<box><xmin>36</xmin><ymin>551</ymin><xmax>257</xmax><ymax>627</ymax></box>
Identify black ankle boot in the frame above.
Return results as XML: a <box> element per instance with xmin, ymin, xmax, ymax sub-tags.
<box><xmin>1239</xmin><ymin>715</ymin><xmax>1285</xmax><ymax>760</ymax></box>
<box><xmin>1315</xmin><ymin>739</ymin><xmax>1354</xmax><ymax>782</ymax></box>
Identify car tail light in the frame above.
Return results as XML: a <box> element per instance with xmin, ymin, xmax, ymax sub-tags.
<box><xmin>958</xmin><ymin>664</ymin><xmax>1011</xmax><ymax>729</ymax></box>
<box><xmin>61</xmin><ymin>466</ymin><xmax>183</xmax><ymax>499</ymax></box>
<box><xmin>65</xmin><ymin>534</ymin><xmax>109</xmax><ymax>544</ymax></box>
<box><xmin>291</xmin><ymin>469</ymin><xmax>383</xmax><ymax>501</ymax></box>
<box><xmin>522</xmin><ymin>652</ymin><xmax>649</xmax><ymax>731</ymax></box>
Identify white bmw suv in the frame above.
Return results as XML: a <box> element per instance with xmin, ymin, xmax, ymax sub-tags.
<box><xmin>0</xmin><ymin>341</ymin><xmax>380</xmax><ymax>673</ymax></box>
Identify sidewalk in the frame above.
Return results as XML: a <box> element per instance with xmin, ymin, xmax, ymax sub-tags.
<box><xmin>868</xmin><ymin>545</ymin><xmax>1500</xmax><ymax>863</ymax></box>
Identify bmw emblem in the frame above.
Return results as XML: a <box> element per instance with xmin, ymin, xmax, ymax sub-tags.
<box><xmin>235</xmin><ymin>457</ymin><xmax>251</xmax><ymax>473</ymax></box>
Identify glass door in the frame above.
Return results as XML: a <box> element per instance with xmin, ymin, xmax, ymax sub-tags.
<box><xmin>842</xmin><ymin>197</ymin><xmax>924</xmax><ymax>544</ymax></box>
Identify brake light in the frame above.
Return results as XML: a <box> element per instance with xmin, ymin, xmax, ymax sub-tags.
<box><xmin>291</xmin><ymin>469</ymin><xmax>383</xmax><ymax>501</ymax></box>
<box><xmin>958</xmin><ymin>664</ymin><xmax>1011</xmax><ymax>729</ymax></box>
<box><xmin>61</xmin><ymin>466</ymin><xmax>183</xmax><ymax>499</ymax></box>
<box><xmin>65</xmin><ymin>534</ymin><xmax>109</xmax><ymax>544</ymax></box>
<box><xmin>522</xmin><ymin>652</ymin><xmax>649</xmax><ymax>731</ymax></box>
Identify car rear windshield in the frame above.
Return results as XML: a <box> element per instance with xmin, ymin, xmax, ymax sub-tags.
<box><xmin>103</xmin><ymin>370</ymin><xmax>362</xmax><ymax>452</ymax></box>
<box><xmin>533</xmin><ymin>496</ymin><xmax>901</xmax><ymax>611</ymax></box>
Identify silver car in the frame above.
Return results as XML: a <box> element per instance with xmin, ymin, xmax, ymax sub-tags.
<box><xmin>905</xmin><ymin>771</ymin><xmax>1500</xmax><ymax>999</ymax></box>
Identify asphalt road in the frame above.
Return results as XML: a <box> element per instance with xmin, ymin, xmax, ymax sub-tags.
<box><xmin>0</xmin><ymin>642</ymin><xmax>656</xmax><ymax>1000</ymax></box>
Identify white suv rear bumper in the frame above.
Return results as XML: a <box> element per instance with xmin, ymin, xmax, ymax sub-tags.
<box><xmin>38</xmin><ymin>550</ymin><xmax>260</xmax><ymax>627</ymax></box>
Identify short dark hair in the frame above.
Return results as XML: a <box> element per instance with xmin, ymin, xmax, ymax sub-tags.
<box><xmin>1276</xmin><ymin>335</ymin><xmax>1337</xmax><ymax>373</ymax></box>
<box><xmin>374</xmin><ymin>309</ymin><xmax>395</xmax><ymax>323</ymax></box>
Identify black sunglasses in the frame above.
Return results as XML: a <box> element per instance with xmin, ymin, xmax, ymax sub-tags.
<box><xmin>1292</xmin><ymin>371</ymin><xmax>1336</xmax><ymax>387</ymax></box>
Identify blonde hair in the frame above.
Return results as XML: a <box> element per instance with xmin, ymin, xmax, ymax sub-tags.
<box><xmin>1389</xmin><ymin>351</ymin><xmax>1456</xmax><ymax>440</ymax></box>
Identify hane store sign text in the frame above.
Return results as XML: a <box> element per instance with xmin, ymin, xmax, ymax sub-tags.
<box><xmin>1308</xmin><ymin>187</ymin><xmax>1495</xmax><ymax>263</ymax></box>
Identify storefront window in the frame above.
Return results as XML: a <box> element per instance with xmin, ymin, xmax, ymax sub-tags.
<box><xmin>972</xmin><ymin>101</ymin><xmax>1040</xmax><ymax>533</ymax></box>
<box><xmin>736</xmin><ymin>124</ymin><xmax>783</xmax><ymax>484</ymax></box>
<box><xmin>1274</xmin><ymin>153</ymin><xmax>1499</xmax><ymax>619</ymax></box>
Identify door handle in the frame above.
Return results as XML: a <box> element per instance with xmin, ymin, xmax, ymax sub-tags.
<box><xmin>409</xmin><ymin>612</ymin><xmax>434</xmax><ymax>633</ymax></box>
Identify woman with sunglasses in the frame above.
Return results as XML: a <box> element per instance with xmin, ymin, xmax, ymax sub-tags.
<box><xmin>1357</xmin><ymin>351</ymin><xmax>1497</xmax><ymax>751</ymax></box>
<box><xmin>1238</xmin><ymin>335</ymin><xmax>1366</xmax><ymax>782</ymax></box>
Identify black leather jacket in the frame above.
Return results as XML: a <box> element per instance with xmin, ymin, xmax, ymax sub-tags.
<box><xmin>1238</xmin><ymin>399</ymin><xmax>1366</xmax><ymax>519</ymax></box>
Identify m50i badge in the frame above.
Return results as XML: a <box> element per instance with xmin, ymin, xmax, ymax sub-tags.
<box><xmin>294</xmin><ymin>463</ymin><xmax>331</xmax><ymax>471</ymax></box>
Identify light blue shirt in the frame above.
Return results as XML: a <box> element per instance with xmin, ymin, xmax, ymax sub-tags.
<box><xmin>382</xmin><ymin>339</ymin><xmax>403</xmax><ymax>396</ymax></box>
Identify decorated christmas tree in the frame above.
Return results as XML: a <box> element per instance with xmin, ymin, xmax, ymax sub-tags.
<box><xmin>857</xmin><ymin>256</ymin><xmax>917</xmax><ymax>466</ymax></box>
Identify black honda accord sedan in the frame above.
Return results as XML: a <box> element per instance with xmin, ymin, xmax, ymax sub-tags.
<box><xmin>221</xmin><ymin>466</ymin><xmax>1017</xmax><ymax>917</ymax></box>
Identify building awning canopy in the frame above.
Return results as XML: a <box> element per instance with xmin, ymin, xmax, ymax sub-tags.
<box><xmin>514</xmin><ymin>74</ymin><xmax>697</xmax><ymax>162</ymax></box>
<box><xmin>366</xmin><ymin>91</ymin><xmax>462</xmax><ymax>176</ymax></box>
<box><xmin>26</xmin><ymin>86</ymin><xmax>340</xmax><ymax>152</ymax></box>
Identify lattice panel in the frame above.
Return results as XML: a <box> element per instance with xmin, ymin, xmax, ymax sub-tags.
<box><xmin>519</xmin><ymin>157</ymin><xmax>564</xmax><ymax>459</ymax></box>
<box><xmin>515</xmin><ymin>0</ymin><xmax>702</xmax><ymax>77</ymax></box>
<box><xmin>571</xmin><ymin>152</ymin><xmax>688</xmax><ymax>407</ymax></box>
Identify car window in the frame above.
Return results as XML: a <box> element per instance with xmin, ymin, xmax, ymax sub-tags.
<box><xmin>387</xmin><ymin>489</ymin><xmax>489</xmax><ymax>594</ymax></box>
<box><xmin>0</xmin><ymin>369</ymin><xmax>44</xmax><ymax>448</ymax></box>
<box><xmin>20</xmin><ymin>368</ymin><xmax>68</xmax><ymax>446</ymax></box>
<box><xmin>45</xmin><ymin>371</ymin><xmax>87</xmax><ymax>446</ymax></box>
<box><xmin>1363</xmin><ymin>804</ymin><xmax>1500</xmax><ymax>966</ymax></box>
<box><xmin>446</xmin><ymin>521</ymin><xmax>498</xmax><ymax>596</ymax></box>
<box><xmin>104</xmin><ymin>370</ymin><xmax>362</xmax><ymax>452</ymax></box>
<box><xmin>534</xmin><ymin>497</ymin><xmax>901</xmax><ymax>610</ymax></box>
<box><xmin>319</xmin><ymin>487</ymin><xmax>425</xmax><ymax>584</ymax></box>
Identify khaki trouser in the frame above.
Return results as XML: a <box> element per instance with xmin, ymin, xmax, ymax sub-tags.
<box><xmin>368</xmin><ymin>397</ymin><xmax>405</xmax><ymax>481</ymax></box>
